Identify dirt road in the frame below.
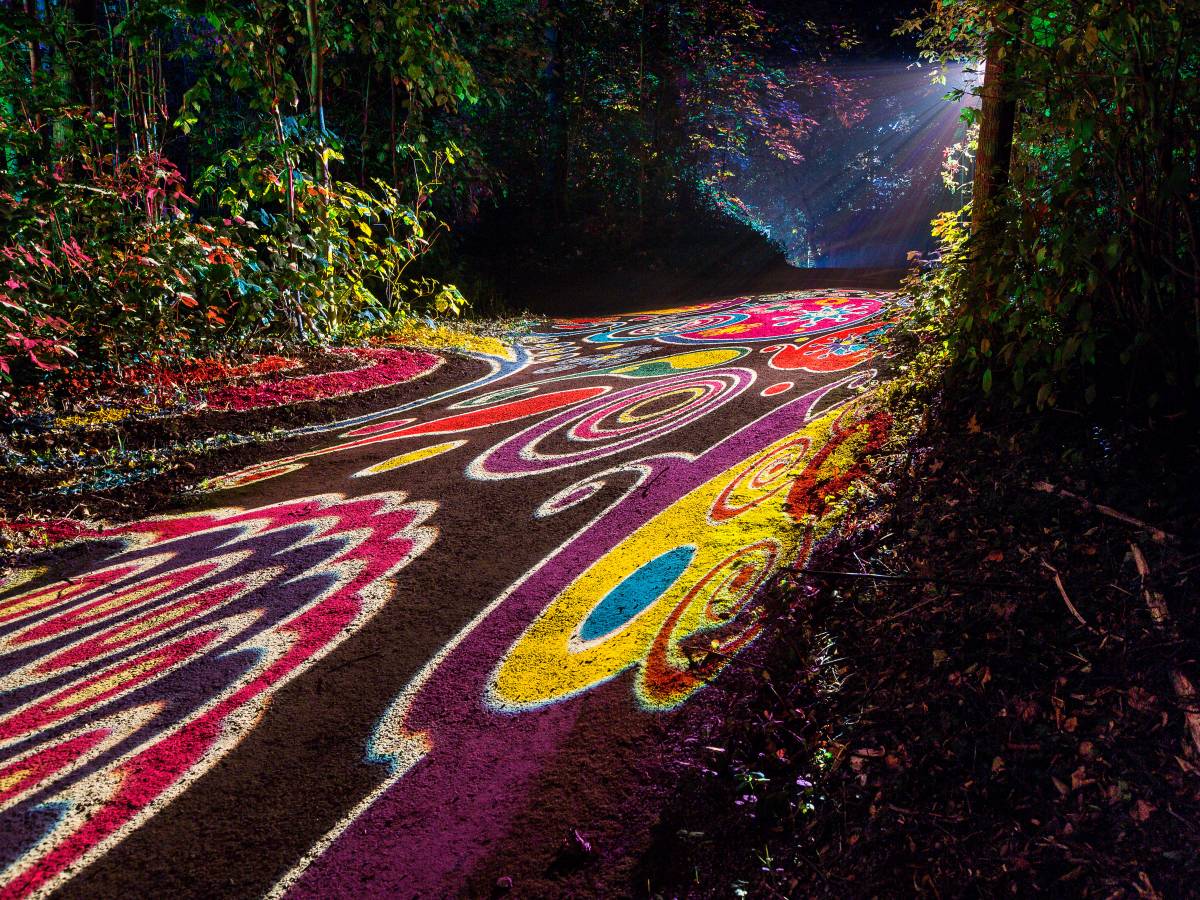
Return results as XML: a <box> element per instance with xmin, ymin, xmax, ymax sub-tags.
<box><xmin>1</xmin><ymin>288</ymin><xmax>896</xmax><ymax>898</ymax></box>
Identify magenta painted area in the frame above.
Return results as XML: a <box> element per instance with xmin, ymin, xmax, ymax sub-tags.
<box><xmin>669</xmin><ymin>295</ymin><xmax>885</xmax><ymax>343</ymax></box>
<box><xmin>0</xmin><ymin>291</ymin><xmax>900</xmax><ymax>899</ymax></box>
<box><xmin>0</xmin><ymin>518</ymin><xmax>98</xmax><ymax>549</ymax></box>
<box><xmin>580</xmin><ymin>294</ymin><xmax>885</xmax><ymax>346</ymax></box>
<box><xmin>284</xmin><ymin>374</ymin><xmax>867</xmax><ymax>898</ymax></box>
<box><xmin>0</xmin><ymin>493</ymin><xmax>435</xmax><ymax>898</ymax></box>
<box><xmin>205</xmin><ymin>348</ymin><xmax>440</xmax><ymax>412</ymax></box>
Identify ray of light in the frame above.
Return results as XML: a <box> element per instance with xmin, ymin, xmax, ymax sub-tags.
<box><xmin>699</xmin><ymin>59</ymin><xmax>979</xmax><ymax>268</ymax></box>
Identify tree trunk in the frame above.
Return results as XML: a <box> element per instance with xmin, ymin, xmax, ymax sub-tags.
<box><xmin>23</xmin><ymin>0</ymin><xmax>43</xmax><ymax>154</ymax></box>
<box><xmin>541</xmin><ymin>0</ymin><xmax>568</xmax><ymax>219</ymax></box>
<box><xmin>306</xmin><ymin>0</ymin><xmax>328</xmax><ymax>185</ymax></box>
<box><xmin>647</xmin><ymin>0</ymin><xmax>682</xmax><ymax>218</ymax></box>
<box><xmin>971</xmin><ymin>30</ymin><xmax>1018</xmax><ymax>234</ymax></box>
<box><xmin>68</xmin><ymin>0</ymin><xmax>100</xmax><ymax>109</ymax></box>
<box><xmin>390</xmin><ymin>76</ymin><xmax>398</xmax><ymax>185</ymax></box>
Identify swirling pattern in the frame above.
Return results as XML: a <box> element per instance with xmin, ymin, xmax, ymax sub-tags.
<box><xmin>468</xmin><ymin>368</ymin><xmax>753</xmax><ymax>479</ymax></box>
<box><xmin>765</xmin><ymin>318</ymin><xmax>896</xmax><ymax>373</ymax></box>
<box><xmin>2</xmin><ymin>289</ymin><xmax>897</xmax><ymax>898</ymax></box>
<box><xmin>585</xmin><ymin>291</ymin><xmax>886</xmax><ymax>345</ymax></box>
<box><xmin>277</xmin><ymin>371</ymin><xmax>891</xmax><ymax>898</ymax></box>
<box><xmin>486</xmin><ymin>397</ymin><xmax>886</xmax><ymax>713</ymax></box>
<box><xmin>0</xmin><ymin>493</ymin><xmax>436</xmax><ymax>897</ymax></box>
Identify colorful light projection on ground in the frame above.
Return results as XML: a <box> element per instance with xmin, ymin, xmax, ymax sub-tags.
<box><xmin>205</xmin><ymin>348</ymin><xmax>441</xmax><ymax>411</ymax></box>
<box><xmin>488</xmin><ymin>398</ymin><xmax>891</xmax><ymax>713</ymax></box>
<box><xmin>269</xmin><ymin>293</ymin><xmax>895</xmax><ymax>896</ymax></box>
<box><xmin>0</xmin><ymin>494</ymin><xmax>436</xmax><ymax>898</ymax></box>
<box><xmin>582</xmin><ymin>293</ymin><xmax>886</xmax><ymax>344</ymax></box>
<box><xmin>276</xmin><ymin>383</ymin><xmax>892</xmax><ymax>897</ymax></box>
<box><xmin>1</xmin><ymin>289</ymin><xmax>895</xmax><ymax>898</ymax></box>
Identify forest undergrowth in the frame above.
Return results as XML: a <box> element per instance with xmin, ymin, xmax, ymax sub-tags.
<box><xmin>640</xmin><ymin>359</ymin><xmax>1200</xmax><ymax>897</ymax></box>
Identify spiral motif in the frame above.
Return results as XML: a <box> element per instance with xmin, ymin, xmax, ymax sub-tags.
<box><xmin>709</xmin><ymin>436</ymin><xmax>812</xmax><ymax>522</ymax></box>
<box><xmin>468</xmin><ymin>369</ymin><xmax>754</xmax><ymax>479</ymax></box>
<box><xmin>640</xmin><ymin>541</ymin><xmax>777</xmax><ymax>709</ymax></box>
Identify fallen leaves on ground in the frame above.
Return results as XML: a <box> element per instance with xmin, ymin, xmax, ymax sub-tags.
<box><xmin>641</xmin><ymin>398</ymin><xmax>1200</xmax><ymax>897</ymax></box>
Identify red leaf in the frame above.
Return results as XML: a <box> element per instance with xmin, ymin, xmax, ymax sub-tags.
<box><xmin>28</xmin><ymin>351</ymin><xmax>59</xmax><ymax>371</ymax></box>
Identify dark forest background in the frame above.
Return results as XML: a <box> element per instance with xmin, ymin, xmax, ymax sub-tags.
<box><xmin>0</xmin><ymin>0</ymin><xmax>928</xmax><ymax>410</ymax></box>
<box><xmin>4</xmin><ymin>0</ymin><xmax>1196</xmax><ymax>415</ymax></box>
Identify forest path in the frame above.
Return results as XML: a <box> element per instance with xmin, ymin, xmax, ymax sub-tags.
<box><xmin>2</xmin><ymin>286</ymin><xmax>898</xmax><ymax>898</ymax></box>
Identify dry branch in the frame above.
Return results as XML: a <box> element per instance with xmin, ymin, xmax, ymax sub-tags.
<box><xmin>1041</xmin><ymin>561</ymin><xmax>1089</xmax><ymax>628</ymax></box>
<box><xmin>1033</xmin><ymin>481</ymin><xmax>1174</xmax><ymax>543</ymax></box>
<box><xmin>1131</xmin><ymin>542</ymin><xmax>1200</xmax><ymax>758</ymax></box>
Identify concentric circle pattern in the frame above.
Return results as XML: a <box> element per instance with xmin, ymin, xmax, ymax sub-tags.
<box><xmin>468</xmin><ymin>368</ymin><xmax>754</xmax><ymax>478</ymax></box>
<box><xmin>583</xmin><ymin>290</ymin><xmax>885</xmax><ymax>345</ymax></box>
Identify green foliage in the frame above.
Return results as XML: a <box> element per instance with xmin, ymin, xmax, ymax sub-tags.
<box><xmin>902</xmin><ymin>0</ymin><xmax>1200</xmax><ymax>412</ymax></box>
<box><xmin>0</xmin><ymin>0</ymin><xmax>474</xmax><ymax>413</ymax></box>
<box><xmin>195</xmin><ymin>131</ymin><xmax>466</xmax><ymax>336</ymax></box>
<box><xmin>0</xmin><ymin>0</ymin><xmax>853</xmax><ymax>412</ymax></box>
<box><xmin>0</xmin><ymin>151</ymin><xmax>256</xmax><ymax>408</ymax></box>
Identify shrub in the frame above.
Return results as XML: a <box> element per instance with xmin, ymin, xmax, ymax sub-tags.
<box><xmin>902</xmin><ymin>0</ymin><xmax>1200</xmax><ymax>412</ymax></box>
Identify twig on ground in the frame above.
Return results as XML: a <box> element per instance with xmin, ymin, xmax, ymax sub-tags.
<box><xmin>795</xmin><ymin>568</ymin><xmax>1036</xmax><ymax>592</ymax></box>
<box><xmin>1130</xmin><ymin>544</ymin><xmax>1171</xmax><ymax>624</ymax></box>
<box><xmin>1130</xmin><ymin>542</ymin><xmax>1200</xmax><ymax>758</ymax></box>
<box><xmin>1171</xmin><ymin>672</ymin><xmax>1200</xmax><ymax>759</ymax></box>
<box><xmin>1041</xmin><ymin>560</ymin><xmax>1090</xmax><ymax>628</ymax></box>
<box><xmin>1032</xmin><ymin>481</ymin><xmax>1174</xmax><ymax>543</ymax></box>
<box><xmin>869</xmin><ymin>595</ymin><xmax>947</xmax><ymax>628</ymax></box>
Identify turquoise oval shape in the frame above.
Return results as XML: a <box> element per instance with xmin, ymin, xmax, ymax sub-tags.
<box><xmin>577</xmin><ymin>545</ymin><xmax>696</xmax><ymax>642</ymax></box>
